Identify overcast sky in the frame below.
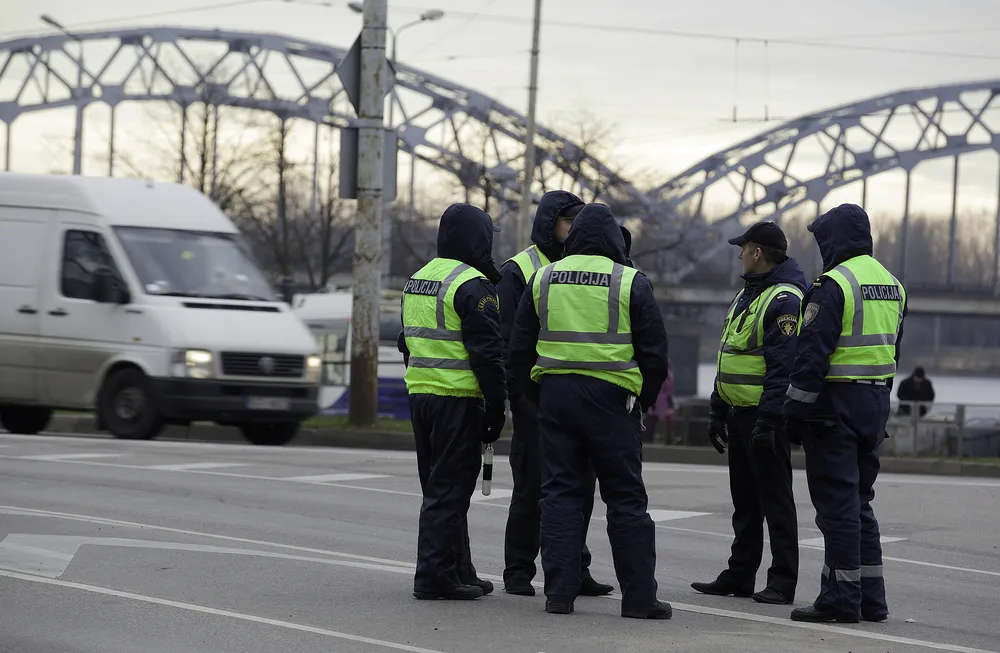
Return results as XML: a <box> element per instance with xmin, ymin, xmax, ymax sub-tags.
<box><xmin>3</xmin><ymin>0</ymin><xmax>1000</xmax><ymax>217</ymax></box>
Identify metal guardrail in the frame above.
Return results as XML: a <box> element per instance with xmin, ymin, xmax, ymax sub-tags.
<box><xmin>665</xmin><ymin>399</ymin><xmax>1000</xmax><ymax>460</ymax></box>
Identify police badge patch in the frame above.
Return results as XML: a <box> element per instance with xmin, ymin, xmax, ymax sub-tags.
<box><xmin>802</xmin><ymin>303</ymin><xmax>820</xmax><ymax>327</ymax></box>
<box><xmin>776</xmin><ymin>314</ymin><xmax>798</xmax><ymax>336</ymax></box>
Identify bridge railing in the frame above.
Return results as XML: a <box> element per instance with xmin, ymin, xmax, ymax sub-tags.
<box><xmin>664</xmin><ymin>400</ymin><xmax>1000</xmax><ymax>460</ymax></box>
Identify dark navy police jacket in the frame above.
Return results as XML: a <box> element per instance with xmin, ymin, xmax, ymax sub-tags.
<box><xmin>783</xmin><ymin>204</ymin><xmax>908</xmax><ymax>421</ymax></box>
<box><xmin>497</xmin><ymin>190</ymin><xmax>585</xmax><ymax>399</ymax></box>
<box><xmin>506</xmin><ymin>203</ymin><xmax>669</xmax><ymax>411</ymax></box>
<box><xmin>397</xmin><ymin>203</ymin><xmax>507</xmax><ymax>409</ymax></box>
<box><xmin>710</xmin><ymin>257</ymin><xmax>808</xmax><ymax>427</ymax></box>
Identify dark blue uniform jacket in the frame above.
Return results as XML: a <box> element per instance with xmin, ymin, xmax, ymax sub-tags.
<box><xmin>506</xmin><ymin>203</ymin><xmax>669</xmax><ymax>411</ymax></box>
<box><xmin>497</xmin><ymin>191</ymin><xmax>585</xmax><ymax>400</ymax></box>
<box><xmin>710</xmin><ymin>256</ymin><xmax>808</xmax><ymax>427</ymax></box>
<box><xmin>783</xmin><ymin>204</ymin><xmax>908</xmax><ymax>421</ymax></box>
<box><xmin>397</xmin><ymin>203</ymin><xmax>507</xmax><ymax>409</ymax></box>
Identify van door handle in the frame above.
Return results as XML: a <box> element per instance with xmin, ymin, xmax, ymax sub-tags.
<box><xmin>17</xmin><ymin>305</ymin><xmax>37</xmax><ymax>315</ymax></box>
<box><xmin>48</xmin><ymin>308</ymin><xmax>68</xmax><ymax>317</ymax></box>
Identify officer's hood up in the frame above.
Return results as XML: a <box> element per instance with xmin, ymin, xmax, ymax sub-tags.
<box><xmin>808</xmin><ymin>203</ymin><xmax>874</xmax><ymax>272</ymax></box>
<box><xmin>531</xmin><ymin>190</ymin><xmax>585</xmax><ymax>261</ymax></box>
<box><xmin>563</xmin><ymin>203</ymin><xmax>628</xmax><ymax>265</ymax></box>
<box><xmin>437</xmin><ymin>203</ymin><xmax>503</xmax><ymax>284</ymax></box>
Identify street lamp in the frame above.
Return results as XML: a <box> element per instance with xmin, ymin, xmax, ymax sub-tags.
<box><xmin>41</xmin><ymin>14</ymin><xmax>85</xmax><ymax>176</ymax></box>
<box><xmin>348</xmin><ymin>2</ymin><xmax>444</xmax><ymax>222</ymax></box>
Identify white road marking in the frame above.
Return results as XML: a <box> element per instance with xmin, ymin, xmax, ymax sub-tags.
<box><xmin>4</xmin><ymin>432</ymin><xmax>999</xmax><ymax>488</ymax></box>
<box><xmin>142</xmin><ymin>462</ymin><xmax>251</xmax><ymax>471</ymax></box>
<box><xmin>0</xmin><ymin>569</ymin><xmax>444</xmax><ymax>653</ymax></box>
<box><xmin>647</xmin><ymin>509</ymin><xmax>712</xmax><ymax>522</ymax></box>
<box><xmin>470</xmin><ymin>488</ymin><xmax>514</xmax><ymax>503</ymax></box>
<box><xmin>18</xmin><ymin>453</ymin><xmax>124</xmax><ymax>461</ymax></box>
<box><xmin>3</xmin><ymin>504</ymin><xmax>998</xmax><ymax>650</ymax></box>
<box><xmin>0</xmin><ymin>533</ymin><xmax>421</xmax><ymax>579</ymax></box>
<box><xmin>0</xmin><ymin>454</ymin><xmax>422</xmax><ymax>498</ymax></box>
<box><xmin>597</xmin><ymin>592</ymin><xmax>999</xmax><ymax>653</ymax></box>
<box><xmin>281</xmin><ymin>473</ymin><xmax>390</xmax><ymax>483</ymax></box>
<box><xmin>799</xmin><ymin>536</ymin><xmax>908</xmax><ymax>547</ymax></box>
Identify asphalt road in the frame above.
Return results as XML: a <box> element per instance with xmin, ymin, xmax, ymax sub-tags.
<box><xmin>0</xmin><ymin>432</ymin><xmax>997</xmax><ymax>653</ymax></box>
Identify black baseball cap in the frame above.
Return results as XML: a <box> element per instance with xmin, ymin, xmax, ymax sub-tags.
<box><xmin>727</xmin><ymin>221</ymin><xmax>787</xmax><ymax>251</ymax></box>
<box><xmin>561</xmin><ymin>203</ymin><xmax>584</xmax><ymax>218</ymax></box>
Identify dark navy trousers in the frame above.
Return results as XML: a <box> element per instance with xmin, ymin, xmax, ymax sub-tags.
<box><xmin>802</xmin><ymin>383</ymin><xmax>891</xmax><ymax>620</ymax></box>
<box><xmin>409</xmin><ymin>394</ymin><xmax>484</xmax><ymax>593</ymax></box>
<box><xmin>537</xmin><ymin>374</ymin><xmax>657</xmax><ymax>612</ymax></box>
<box><xmin>503</xmin><ymin>393</ymin><xmax>597</xmax><ymax>585</ymax></box>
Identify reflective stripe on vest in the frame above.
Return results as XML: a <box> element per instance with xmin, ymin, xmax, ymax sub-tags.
<box><xmin>715</xmin><ymin>283</ymin><xmax>804</xmax><ymax>408</ymax></box>
<box><xmin>506</xmin><ymin>245</ymin><xmax>550</xmax><ymax>284</ymax></box>
<box><xmin>529</xmin><ymin>255</ymin><xmax>642</xmax><ymax>396</ymax></box>
<box><xmin>821</xmin><ymin>255</ymin><xmax>905</xmax><ymax>381</ymax></box>
<box><xmin>401</xmin><ymin>258</ymin><xmax>490</xmax><ymax>397</ymax></box>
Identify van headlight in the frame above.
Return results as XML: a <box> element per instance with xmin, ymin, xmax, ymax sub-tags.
<box><xmin>305</xmin><ymin>355</ymin><xmax>321</xmax><ymax>383</ymax></box>
<box><xmin>173</xmin><ymin>349</ymin><xmax>215</xmax><ymax>379</ymax></box>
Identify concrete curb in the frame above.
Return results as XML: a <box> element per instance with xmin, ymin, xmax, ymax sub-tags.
<box><xmin>44</xmin><ymin>416</ymin><xmax>1000</xmax><ymax>479</ymax></box>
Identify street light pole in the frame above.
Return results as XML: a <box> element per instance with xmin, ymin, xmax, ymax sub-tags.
<box><xmin>348</xmin><ymin>4</ymin><xmax>443</xmax><ymax>227</ymax></box>
<box><xmin>517</xmin><ymin>0</ymin><xmax>543</xmax><ymax>252</ymax></box>
<box><xmin>41</xmin><ymin>14</ymin><xmax>84</xmax><ymax>175</ymax></box>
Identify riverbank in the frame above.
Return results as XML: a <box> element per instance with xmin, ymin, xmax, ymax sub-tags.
<box><xmin>43</xmin><ymin>414</ymin><xmax>1000</xmax><ymax>479</ymax></box>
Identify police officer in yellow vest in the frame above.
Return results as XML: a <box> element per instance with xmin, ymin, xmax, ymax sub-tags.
<box><xmin>397</xmin><ymin>203</ymin><xmax>508</xmax><ymax>601</ymax></box>
<box><xmin>498</xmin><ymin>190</ymin><xmax>613</xmax><ymax>598</ymax></box>
<box><xmin>783</xmin><ymin>204</ymin><xmax>907</xmax><ymax>624</ymax></box>
<box><xmin>692</xmin><ymin>221</ymin><xmax>805</xmax><ymax>606</ymax></box>
<box><xmin>508</xmin><ymin>203</ymin><xmax>671</xmax><ymax>619</ymax></box>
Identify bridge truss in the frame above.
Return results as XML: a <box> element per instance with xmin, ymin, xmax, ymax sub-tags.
<box><xmin>0</xmin><ymin>27</ymin><xmax>998</xmax><ymax>292</ymax></box>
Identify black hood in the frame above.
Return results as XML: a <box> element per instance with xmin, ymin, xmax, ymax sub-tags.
<box><xmin>742</xmin><ymin>256</ymin><xmax>808</xmax><ymax>293</ymax></box>
<box><xmin>436</xmin><ymin>202</ymin><xmax>503</xmax><ymax>283</ymax></box>
<box><xmin>531</xmin><ymin>190</ymin><xmax>585</xmax><ymax>261</ymax></box>
<box><xmin>809</xmin><ymin>203</ymin><xmax>874</xmax><ymax>272</ymax></box>
<box><xmin>564</xmin><ymin>203</ymin><xmax>628</xmax><ymax>265</ymax></box>
<box><xmin>620</xmin><ymin>225</ymin><xmax>633</xmax><ymax>267</ymax></box>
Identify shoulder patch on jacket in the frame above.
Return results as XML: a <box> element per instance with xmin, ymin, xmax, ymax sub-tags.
<box><xmin>776</xmin><ymin>313</ymin><xmax>798</xmax><ymax>336</ymax></box>
<box><xmin>802</xmin><ymin>303</ymin><xmax>820</xmax><ymax>327</ymax></box>
<box><xmin>478</xmin><ymin>295</ymin><xmax>499</xmax><ymax>312</ymax></box>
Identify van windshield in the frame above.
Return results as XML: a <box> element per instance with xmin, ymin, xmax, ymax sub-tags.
<box><xmin>113</xmin><ymin>227</ymin><xmax>276</xmax><ymax>301</ymax></box>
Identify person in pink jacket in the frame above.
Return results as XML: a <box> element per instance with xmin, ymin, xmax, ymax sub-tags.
<box><xmin>644</xmin><ymin>362</ymin><xmax>675</xmax><ymax>443</ymax></box>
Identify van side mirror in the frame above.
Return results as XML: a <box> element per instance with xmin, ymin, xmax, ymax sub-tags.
<box><xmin>93</xmin><ymin>268</ymin><xmax>130</xmax><ymax>305</ymax></box>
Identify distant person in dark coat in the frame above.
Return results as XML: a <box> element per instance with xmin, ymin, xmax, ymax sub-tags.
<box><xmin>896</xmin><ymin>367</ymin><xmax>935</xmax><ymax>417</ymax></box>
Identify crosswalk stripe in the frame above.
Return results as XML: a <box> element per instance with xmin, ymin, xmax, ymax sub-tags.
<box><xmin>142</xmin><ymin>462</ymin><xmax>251</xmax><ymax>472</ymax></box>
<box><xmin>281</xmin><ymin>473</ymin><xmax>390</xmax><ymax>483</ymax></box>
<box><xmin>19</xmin><ymin>453</ymin><xmax>124</xmax><ymax>462</ymax></box>
<box><xmin>799</xmin><ymin>536</ymin><xmax>908</xmax><ymax>547</ymax></box>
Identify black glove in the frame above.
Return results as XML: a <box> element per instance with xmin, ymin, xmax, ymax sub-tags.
<box><xmin>482</xmin><ymin>402</ymin><xmax>506</xmax><ymax>444</ymax></box>
<box><xmin>707</xmin><ymin>416</ymin><xmax>728</xmax><ymax>454</ymax></box>
<box><xmin>751</xmin><ymin>422</ymin><xmax>776</xmax><ymax>455</ymax></box>
<box><xmin>784</xmin><ymin>417</ymin><xmax>805</xmax><ymax>446</ymax></box>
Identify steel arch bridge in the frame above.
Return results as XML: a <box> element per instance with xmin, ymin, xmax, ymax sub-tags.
<box><xmin>651</xmin><ymin>80</ymin><xmax>1000</xmax><ymax>289</ymax></box>
<box><xmin>0</xmin><ymin>26</ymin><xmax>648</xmax><ymax>216</ymax></box>
<box><xmin>1</xmin><ymin>26</ymin><xmax>999</xmax><ymax>292</ymax></box>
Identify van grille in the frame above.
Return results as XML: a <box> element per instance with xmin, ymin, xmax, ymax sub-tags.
<box><xmin>220</xmin><ymin>352</ymin><xmax>304</xmax><ymax>378</ymax></box>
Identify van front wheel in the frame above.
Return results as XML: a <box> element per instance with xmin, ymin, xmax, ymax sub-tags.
<box><xmin>100</xmin><ymin>368</ymin><xmax>164</xmax><ymax>440</ymax></box>
<box><xmin>239</xmin><ymin>422</ymin><xmax>300</xmax><ymax>446</ymax></box>
<box><xmin>0</xmin><ymin>407</ymin><xmax>53</xmax><ymax>435</ymax></box>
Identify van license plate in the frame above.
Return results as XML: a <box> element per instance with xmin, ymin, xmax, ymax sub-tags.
<box><xmin>247</xmin><ymin>397</ymin><xmax>290</xmax><ymax>411</ymax></box>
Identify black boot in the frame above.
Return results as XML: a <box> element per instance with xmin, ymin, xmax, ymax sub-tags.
<box><xmin>579</xmin><ymin>576</ymin><xmax>615</xmax><ymax>596</ymax></box>
<box><xmin>753</xmin><ymin>588</ymin><xmax>792</xmax><ymax>605</ymax></box>
<box><xmin>504</xmin><ymin>578</ymin><xmax>535</xmax><ymax>596</ymax></box>
<box><xmin>790</xmin><ymin>605</ymin><xmax>859</xmax><ymax>623</ymax></box>
<box><xmin>691</xmin><ymin>580</ymin><xmax>754</xmax><ymax>597</ymax></box>
<box><xmin>413</xmin><ymin>584</ymin><xmax>484</xmax><ymax>601</ymax></box>
<box><xmin>546</xmin><ymin>600</ymin><xmax>574</xmax><ymax>614</ymax></box>
<box><xmin>622</xmin><ymin>600</ymin><xmax>672</xmax><ymax>620</ymax></box>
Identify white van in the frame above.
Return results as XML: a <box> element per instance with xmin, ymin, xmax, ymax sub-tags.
<box><xmin>0</xmin><ymin>172</ymin><xmax>322</xmax><ymax>446</ymax></box>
